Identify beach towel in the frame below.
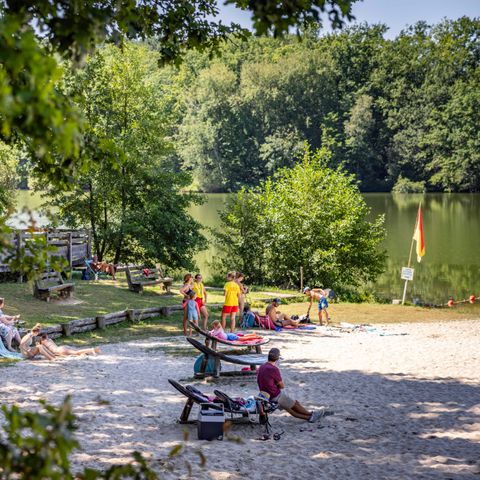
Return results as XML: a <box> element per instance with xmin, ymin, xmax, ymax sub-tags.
<box><xmin>254</xmin><ymin>313</ymin><xmax>276</xmax><ymax>330</ymax></box>
<box><xmin>0</xmin><ymin>340</ymin><xmax>23</xmax><ymax>360</ymax></box>
<box><xmin>282</xmin><ymin>325</ymin><xmax>317</xmax><ymax>331</ymax></box>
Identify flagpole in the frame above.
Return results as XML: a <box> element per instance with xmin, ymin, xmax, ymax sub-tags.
<box><xmin>401</xmin><ymin>203</ymin><xmax>420</xmax><ymax>305</ymax></box>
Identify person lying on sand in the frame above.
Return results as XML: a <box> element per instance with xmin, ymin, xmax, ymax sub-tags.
<box><xmin>20</xmin><ymin>324</ymin><xmax>56</xmax><ymax>361</ymax></box>
<box><xmin>258</xmin><ymin>348</ymin><xmax>329</xmax><ymax>422</ymax></box>
<box><xmin>40</xmin><ymin>334</ymin><xmax>100</xmax><ymax>356</ymax></box>
<box><xmin>266</xmin><ymin>299</ymin><xmax>300</xmax><ymax>328</ymax></box>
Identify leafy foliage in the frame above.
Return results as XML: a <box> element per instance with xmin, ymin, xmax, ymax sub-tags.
<box><xmin>177</xmin><ymin>18</ymin><xmax>480</xmax><ymax>192</ymax></box>
<box><xmin>217</xmin><ymin>146</ymin><xmax>387</xmax><ymax>288</ymax></box>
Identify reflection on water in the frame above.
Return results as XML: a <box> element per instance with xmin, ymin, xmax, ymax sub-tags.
<box><xmin>13</xmin><ymin>191</ymin><xmax>480</xmax><ymax>303</ymax></box>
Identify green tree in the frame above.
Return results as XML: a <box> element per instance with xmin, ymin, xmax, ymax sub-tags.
<box><xmin>0</xmin><ymin>141</ymin><xmax>19</xmax><ymax>215</ymax></box>
<box><xmin>47</xmin><ymin>43</ymin><xmax>206</xmax><ymax>268</ymax></box>
<box><xmin>217</xmin><ymin>146</ymin><xmax>386</xmax><ymax>289</ymax></box>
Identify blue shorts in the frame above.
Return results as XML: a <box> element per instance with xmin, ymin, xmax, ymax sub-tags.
<box><xmin>318</xmin><ymin>297</ymin><xmax>328</xmax><ymax>310</ymax></box>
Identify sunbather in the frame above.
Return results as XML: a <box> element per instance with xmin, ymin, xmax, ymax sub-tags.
<box><xmin>266</xmin><ymin>299</ymin><xmax>300</xmax><ymax>328</ymax></box>
<box><xmin>20</xmin><ymin>324</ymin><xmax>56</xmax><ymax>361</ymax></box>
<box><xmin>0</xmin><ymin>297</ymin><xmax>22</xmax><ymax>351</ymax></box>
<box><xmin>258</xmin><ymin>348</ymin><xmax>327</xmax><ymax>422</ymax></box>
<box><xmin>90</xmin><ymin>255</ymin><xmax>116</xmax><ymax>280</ymax></box>
<box><xmin>40</xmin><ymin>334</ymin><xmax>100</xmax><ymax>356</ymax></box>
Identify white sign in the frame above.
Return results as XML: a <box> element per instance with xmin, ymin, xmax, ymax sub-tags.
<box><xmin>401</xmin><ymin>267</ymin><xmax>414</xmax><ymax>281</ymax></box>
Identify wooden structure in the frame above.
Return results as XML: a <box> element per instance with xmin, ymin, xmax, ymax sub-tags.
<box><xmin>125</xmin><ymin>265</ymin><xmax>173</xmax><ymax>293</ymax></box>
<box><xmin>186</xmin><ymin>337</ymin><xmax>267</xmax><ymax>378</ymax></box>
<box><xmin>189</xmin><ymin>320</ymin><xmax>268</xmax><ymax>353</ymax></box>
<box><xmin>33</xmin><ymin>271</ymin><xmax>74</xmax><ymax>302</ymax></box>
<box><xmin>0</xmin><ymin>229</ymin><xmax>91</xmax><ymax>274</ymax></box>
<box><xmin>168</xmin><ymin>378</ymin><xmax>277</xmax><ymax>425</ymax></box>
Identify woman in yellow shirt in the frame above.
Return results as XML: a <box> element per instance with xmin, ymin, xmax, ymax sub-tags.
<box><xmin>192</xmin><ymin>273</ymin><xmax>208</xmax><ymax>329</ymax></box>
<box><xmin>222</xmin><ymin>271</ymin><xmax>241</xmax><ymax>332</ymax></box>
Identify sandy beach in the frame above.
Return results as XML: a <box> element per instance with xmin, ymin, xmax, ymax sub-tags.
<box><xmin>1</xmin><ymin>319</ymin><xmax>479</xmax><ymax>479</ymax></box>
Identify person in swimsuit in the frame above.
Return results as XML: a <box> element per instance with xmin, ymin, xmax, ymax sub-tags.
<box><xmin>304</xmin><ymin>287</ymin><xmax>330</xmax><ymax>325</ymax></box>
<box><xmin>234</xmin><ymin>272</ymin><xmax>248</xmax><ymax>316</ymax></box>
<box><xmin>20</xmin><ymin>324</ymin><xmax>56</xmax><ymax>361</ymax></box>
<box><xmin>0</xmin><ymin>297</ymin><xmax>22</xmax><ymax>352</ymax></box>
<box><xmin>40</xmin><ymin>334</ymin><xmax>100</xmax><ymax>356</ymax></box>
<box><xmin>266</xmin><ymin>299</ymin><xmax>300</xmax><ymax>328</ymax></box>
<box><xmin>179</xmin><ymin>273</ymin><xmax>194</xmax><ymax>335</ymax></box>
<box><xmin>192</xmin><ymin>273</ymin><xmax>208</xmax><ymax>329</ymax></box>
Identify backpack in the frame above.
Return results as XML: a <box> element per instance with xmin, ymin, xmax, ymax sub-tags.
<box><xmin>241</xmin><ymin>311</ymin><xmax>256</xmax><ymax>329</ymax></box>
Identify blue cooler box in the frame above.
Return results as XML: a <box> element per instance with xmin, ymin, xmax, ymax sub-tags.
<box><xmin>197</xmin><ymin>403</ymin><xmax>225</xmax><ymax>440</ymax></box>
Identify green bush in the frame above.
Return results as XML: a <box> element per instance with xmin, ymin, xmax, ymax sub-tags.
<box><xmin>392</xmin><ymin>176</ymin><xmax>426</xmax><ymax>193</ymax></box>
<box><xmin>216</xmin><ymin>146</ymin><xmax>387</xmax><ymax>290</ymax></box>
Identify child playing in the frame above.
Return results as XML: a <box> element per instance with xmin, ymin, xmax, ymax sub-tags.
<box><xmin>222</xmin><ymin>271</ymin><xmax>241</xmax><ymax>332</ymax></box>
<box><xmin>186</xmin><ymin>291</ymin><xmax>200</xmax><ymax>335</ymax></box>
<box><xmin>210</xmin><ymin>320</ymin><xmax>239</xmax><ymax>341</ymax></box>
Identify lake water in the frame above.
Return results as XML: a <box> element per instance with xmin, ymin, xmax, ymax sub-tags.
<box><xmin>13</xmin><ymin>191</ymin><xmax>480</xmax><ymax>304</ymax></box>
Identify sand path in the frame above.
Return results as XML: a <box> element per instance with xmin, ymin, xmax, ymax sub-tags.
<box><xmin>1</xmin><ymin>320</ymin><xmax>479</xmax><ymax>479</ymax></box>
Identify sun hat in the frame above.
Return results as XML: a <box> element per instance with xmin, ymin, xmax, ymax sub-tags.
<box><xmin>272</xmin><ymin>298</ymin><xmax>281</xmax><ymax>304</ymax></box>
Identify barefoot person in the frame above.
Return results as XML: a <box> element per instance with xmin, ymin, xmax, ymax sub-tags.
<box><xmin>192</xmin><ymin>273</ymin><xmax>208</xmax><ymax>330</ymax></box>
<box><xmin>221</xmin><ymin>271</ymin><xmax>241</xmax><ymax>332</ymax></box>
<box><xmin>257</xmin><ymin>348</ymin><xmax>327</xmax><ymax>422</ymax></box>
<box><xmin>266</xmin><ymin>299</ymin><xmax>300</xmax><ymax>328</ymax></box>
<box><xmin>303</xmin><ymin>287</ymin><xmax>330</xmax><ymax>325</ymax></box>
<box><xmin>90</xmin><ymin>255</ymin><xmax>116</xmax><ymax>280</ymax></box>
<box><xmin>235</xmin><ymin>272</ymin><xmax>248</xmax><ymax>316</ymax></box>
<box><xmin>0</xmin><ymin>297</ymin><xmax>22</xmax><ymax>351</ymax></box>
<box><xmin>20</xmin><ymin>324</ymin><xmax>56</xmax><ymax>361</ymax></box>
<box><xmin>40</xmin><ymin>334</ymin><xmax>100</xmax><ymax>356</ymax></box>
<box><xmin>179</xmin><ymin>273</ymin><xmax>194</xmax><ymax>335</ymax></box>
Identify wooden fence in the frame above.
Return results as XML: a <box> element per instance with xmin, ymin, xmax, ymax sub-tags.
<box><xmin>0</xmin><ymin>229</ymin><xmax>91</xmax><ymax>273</ymax></box>
<box><xmin>20</xmin><ymin>304</ymin><xmax>184</xmax><ymax>339</ymax></box>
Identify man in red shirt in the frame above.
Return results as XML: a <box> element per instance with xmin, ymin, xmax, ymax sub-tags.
<box><xmin>257</xmin><ymin>348</ymin><xmax>326</xmax><ymax>422</ymax></box>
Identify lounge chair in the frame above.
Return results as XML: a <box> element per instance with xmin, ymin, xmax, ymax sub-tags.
<box><xmin>167</xmin><ymin>378</ymin><xmax>278</xmax><ymax>428</ymax></box>
<box><xmin>189</xmin><ymin>321</ymin><xmax>269</xmax><ymax>353</ymax></box>
<box><xmin>186</xmin><ymin>337</ymin><xmax>267</xmax><ymax>378</ymax></box>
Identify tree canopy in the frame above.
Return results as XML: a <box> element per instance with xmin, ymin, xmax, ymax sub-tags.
<box><xmin>217</xmin><ymin>146</ymin><xmax>386</xmax><ymax>289</ymax></box>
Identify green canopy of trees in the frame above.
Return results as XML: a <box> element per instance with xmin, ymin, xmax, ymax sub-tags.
<box><xmin>216</xmin><ymin>146</ymin><xmax>386</xmax><ymax>289</ymax></box>
<box><xmin>176</xmin><ymin>18</ymin><xmax>480</xmax><ymax>192</ymax></box>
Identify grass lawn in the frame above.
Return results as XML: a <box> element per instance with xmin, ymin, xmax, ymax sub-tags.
<box><xmin>1</xmin><ymin>276</ymin><xmax>479</xmax><ymax>352</ymax></box>
<box><xmin>279</xmin><ymin>301</ymin><xmax>480</xmax><ymax>324</ymax></box>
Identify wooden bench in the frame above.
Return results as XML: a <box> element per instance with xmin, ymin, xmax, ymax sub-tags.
<box><xmin>33</xmin><ymin>271</ymin><xmax>75</xmax><ymax>302</ymax></box>
<box><xmin>125</xmin><ymin>265</ymin><xmax>173</xmax><ymax>294</ymax></box>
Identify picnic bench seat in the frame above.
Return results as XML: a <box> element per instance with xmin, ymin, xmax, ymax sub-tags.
<box><xmin>33</xmin><ymin>271</ymin><xmax>74</xmax><ymax>302</ymax></box>
<box><xmin>125</xmin><ymin>264</ymin><xmax>173</xmax><ymax>293</ymax></box>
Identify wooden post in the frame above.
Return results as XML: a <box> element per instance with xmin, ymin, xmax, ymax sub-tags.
<box><xmin>126</xmin><ymin>309</ymin><xmax>135</xmax><ymax>322</ymax></box>
<box><xmin>62</xmin><ymin>322</ymin><xmax>72</xmax><ymax>337</ymax></box>
<box><xmin>300</xmin><ymin>266</ymin><xmax>304</xmax><ymax>293</ymax></box>
<box><xmin>68</xmin><ymin>232</ymin><xmax>73</xmax><ymax>269</ymax></box>
<box><xmin>96</xmin><ymin>315</ymin><xmax>106</xmax><ymax>330</ymax></box>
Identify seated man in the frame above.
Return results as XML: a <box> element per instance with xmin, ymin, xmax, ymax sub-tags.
<box><xmin>89</xmin><ymin>255</ymin><xmax>116</xmax><ymax>280</ymax></box>
<box><xmin>257</xmin><ymin>348</ymin><xmax>327</xmax><ymax>422</ymax></box>
<box><xmin>266</xmin><ymin>298</ymin><xmax>300</xmax><ymax>328</ymax></box>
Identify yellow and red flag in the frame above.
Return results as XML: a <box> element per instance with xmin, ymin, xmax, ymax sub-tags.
<box><xmin>413</xmin><ymin>204</ymin><xmax>425</xmax><ymax>262</ymax></box>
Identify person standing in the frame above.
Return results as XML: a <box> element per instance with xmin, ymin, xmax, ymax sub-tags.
<box><xmin>221</xmin><ymin>271</ymin><xmax>241</xmax><ymax>332</ymax></box>
<box><xmin>235</xmin><ymin>272</ymin><xmax>248</xmax><ymax>316</ymax></box>
<box><xmin>192</xmin><ymin>273</ymin><xmax>209</xmax><ymax>330</ymax></box>
<box><xmin>179</xmin><ymin>273</ymin><xmax>194</xmax><ymax>335</ymax></box>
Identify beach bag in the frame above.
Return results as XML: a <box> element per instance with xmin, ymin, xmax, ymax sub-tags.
<box><xmin>193</xmin><ymin>354</ymin><xmax>218</xmax><ymax>375</ymax></box>
<box><xmin>241</xmin><ymin>311</ymin><xmax>256</xmax><ymax>329</ymax></box>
